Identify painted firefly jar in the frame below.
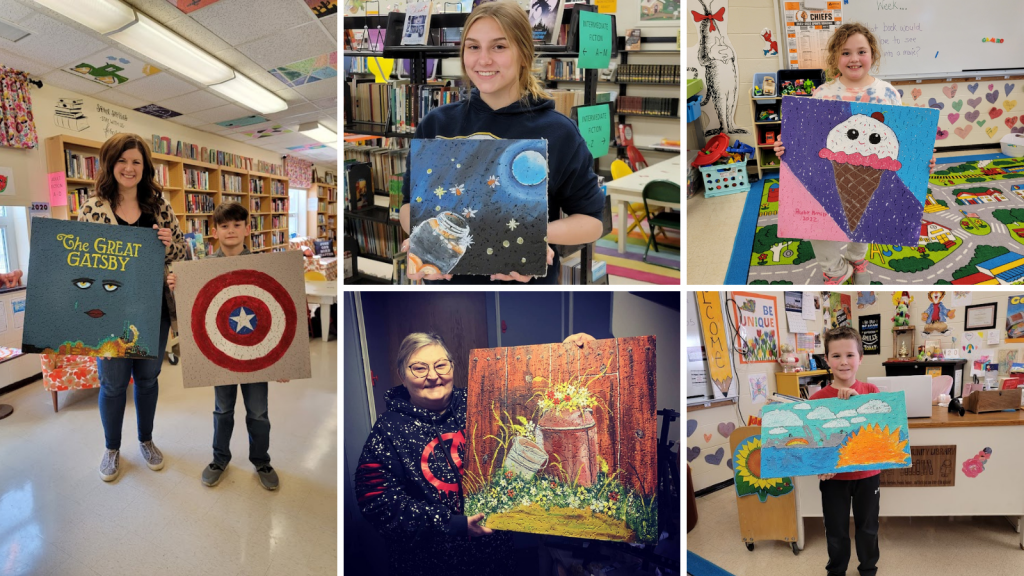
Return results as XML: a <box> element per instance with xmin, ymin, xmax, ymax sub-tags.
<box><xmin>408</xmin><ymin>211</ymin><xmax>472</xmax><ymax>275</ymax></box>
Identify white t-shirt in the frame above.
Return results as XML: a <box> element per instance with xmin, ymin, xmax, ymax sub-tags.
<box><xmin>811</xmin><ymin>77</ymin><xmax>902</xmax><ymax>106</ymax></box>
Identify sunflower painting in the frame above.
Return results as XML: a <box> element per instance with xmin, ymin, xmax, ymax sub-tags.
<box><xmin>759</xmin><ymin>391</ymin><xmax>912</xmax><ymax>478</ymax></box>
<box><xmin>733</xmin><ymin>436</ymin><xmax>794</xmax><ymax>503</ymax></box>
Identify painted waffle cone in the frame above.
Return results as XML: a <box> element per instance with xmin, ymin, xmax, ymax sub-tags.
<box><xmin>831</xmin><ymin>160</ymin><xmax>883</xmax><ymax>232</ymax></box>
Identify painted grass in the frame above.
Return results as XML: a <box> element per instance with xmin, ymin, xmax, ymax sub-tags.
<box><xmin>485</xmin><ymin>504</ymin><xmax>636</xmax><ymax>542</ymax></box>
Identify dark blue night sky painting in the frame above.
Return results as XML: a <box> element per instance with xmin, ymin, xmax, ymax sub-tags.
<box><xmin>408</xmin><ymin>139</ymin><xmax>548</xmax><ymax>276</ymax></box>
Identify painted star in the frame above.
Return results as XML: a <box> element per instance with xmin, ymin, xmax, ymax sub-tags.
<box><xmin>231</xmin><ymin>307</ymin><xmax>256</xmax><ymax>333</ymax></box>
<box><xmin>462</xmin><ymin>207</ymin><xmax>478</xmax><ymax>219</ymax></box>
<box><xmin>450</xmin><ymin>184</ymin><xmax>465</xmax><ymax>196</ymax></box>
<box><xmin>434</xmin><ymin>186</ymin><xmax>446</xmax><ymax>199</ymax></box>
<box><xmin>416</xmin><ymin>196</ymin><xmax>422</xmax><ymax>203</ymax></box>
<box><xmin>507</xmin><ymin>218</ymin><xmax>519</xmax><ymax>231</ymax></box>
<box><xmin>487</xmin><ymin>175</ymin><xmax>500</xmax><ymax>188</ymax></box>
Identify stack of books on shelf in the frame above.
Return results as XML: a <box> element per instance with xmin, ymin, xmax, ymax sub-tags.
<box><xmin>154</xmin><ymin>164</ymin><xmax>170</xmax><ymax>187</ymax></box>
<box><xmin>184</xmin><ymin>168</ymin><xmax>210</xmax><ymax>190</ymax></box>
<box><xmin>186</xmin><ymin>218</ymin><xmax>211</xmax><ymax>236</ymax></box>
<box><xmin>250</xmin><ymin>178</ymin><xmax>265</xmax><ymax>194</ymax></box>
<box><xmin>559</xmin><ymin>255</ymin><xmax>607</xmax><ymax>285</ymax></box>
<box><xmin>223</xmin><ymin>194</ymin><xmax>243</xmax><ymax>205</ymax></box>
<box><xmin>272</xmin><ymin>198</ymin><xmax>288</xmax><ymax>212</ymax></box>
<box><xmin>251</xmin><ymin>198</ymin><xmax>262</xmax><ymax>213</ymax></box>
<box><xmin>346</xmin><ymin>218</ymin><xmax>406</xmax><ymax>261</ymax></box>
<box><xmin>65</xmin><ymin>151</ymin><xmax>99</xmax><ymax>179</ymax></box>
<box><xmin>615</xmin><ymin>96</ymin><xmax>679</xmax><ymax>117</ymax></box>
<box><xmin>388</xmin><ymin>174</ymin><xmax>403</xmax><ymax>222</ymax></box>
<box><xmin>251</xmin><ymin>215</ymin><xmax>266</xmax><ymax>232</ymax></box>
<box><xmin>251</xmin><ymin>234</ymin><xmax>266</xmax><ymax>250</ymax></box>
<box><xmin>150</xmin><ymin>134</ymin><xmax>259</xmax><ymax>171</ymax></box>
<box><xmin>546</xmin><ymin>58</ymin><xmax>584</xmax><ymax>81</ymax></box>
<box><xmin>270</xmin><ymin>180</ymin><xmax>286</xmax><ymax>195</ymax></box>
<box><xmin>271</xmin><ymin>215</ymin><xmax>283</xmax><ymax>229</ymax></box>
<box><xmin>67</xmin><ymin>188</ymin><xmax>90</xmax><ymax>214</ymax></box>
<box><xmin>185</xmin><ymin>193</ymin><xmax>216</xmax><ymax>214</ymax></box>
<box><xmin>615</xmin><ymin>64</ymin><xmax>680</xmax><ymax>84</ymax></box>
<box><xmin>271</xmin><ymin>231</ymin><xmax>286</xmax><ymax>246</ymax></box>
<box><xmin>350</xmin><ymin>81</ymin><xmax>463</xmax><ymax>134</ymax></box>
<box><xmin>256</xmin><ymin>160</ymin><xmax>283</xmax><ymax>176</ymax></box>
<box><xmin>343</xmin><ymin>145</ymin><xmax>408</xmax><ymax>197</ymax></box>
<box><xmin>221</xmin><ymin>173</ymin><xmax>243</xmax><ymax>193</ymax></box>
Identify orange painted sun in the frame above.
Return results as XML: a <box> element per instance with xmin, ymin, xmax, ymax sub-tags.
<box><xmin>836</xmin><ymin>424</ymin><xmax>910</xmax><ymax>468</ymax></box>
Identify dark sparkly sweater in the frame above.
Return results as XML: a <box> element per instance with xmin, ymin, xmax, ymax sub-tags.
<box><xmin>355</xmin><ymin>386</ymin><xmax>512</xmax><ymax>576</ymax></box>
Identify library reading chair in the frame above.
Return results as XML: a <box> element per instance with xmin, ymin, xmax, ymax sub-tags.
<box><xmin>641</xmin><ymin>180</ymin><xmax>680</xmax><ymax>264</ymax></box>
<box><xmin>40</xmin><ymin>354</ymin><xmax>100</xmax><ymax>413</ymax></box>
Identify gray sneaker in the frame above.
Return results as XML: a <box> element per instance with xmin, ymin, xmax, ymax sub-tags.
<box><xmin>100</xmin><ymin>449</ymin><xmax>120</xmax><ymax>482</ymax></box>
<box><xmin>139</xmin><ymin>441</ymin><xmax>164</xmax><ymax>471</ymax></box>
<box><xmin>256</xmin><ymin>465</ymin><xmax>279</xmax><ymax>491</ymax></box>
<box><xmin>202</xmin><ymin>463</ymin><xmax>226</xmax><ymax>487</ymax></box>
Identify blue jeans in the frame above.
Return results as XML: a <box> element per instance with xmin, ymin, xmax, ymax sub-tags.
<box><xmin>212</xmin><ymin>383</ymin><xmax>271</xmax><ymax>468</ymax></box>
<box><xmin>97</xmin><ymin>309</ymin><xmax>171</xmax><ymax>451</ymax></box>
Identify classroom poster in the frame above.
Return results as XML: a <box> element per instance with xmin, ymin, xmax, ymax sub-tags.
<box><xmin>782</xmin><ymin>1</ymin><xmax>843</xmax><ymax>70</ymax></box>
<box><xmin>21</xmin><ymin>218</ymin><xmax>165</xmax><ymax>359</ymax></box>
<box><xmin>760</xmin><ymin>391</ymin><xmax>912</xmax><ymax>477</ymax></box>
<box><xmin>859</xmin><ymin>314</ymin><xmax>881</xmax><ymax>355</ymax></box>
<box><xmin>66</xmin><ymin>49</ymin><xmax>160</xmax><ymax>86</ymax></box>
<box><xmin>829</xmin><ymin>292</ymin><xmax>851</xmax><ymax>330</ymax></box>
<box><xmin>687</xmin><ymin>0</ymin><xmax>745</xmax><ymax>136</ymax></box>
<box><xmin>730</xmin><ymin>292</ymin><xmax>779</xmax><ymax>364</ymax></box>
<box><xmin>748</xmin><ymin>373</ymin><xmax>768</xmax><ymax>403</ymax></box>
<box><xmin>464</xmin><ymin>336</ymin><xmax>658</xmax><ymax>543</ymax></box>
<box><xmin>778</xmin><ymin>97</ymin><xmax>939</xmax><ymax>246</ymax></box>
<box><xmin>1006</xmin><ymin>295</ymin><xmax>1024</xmax><ymax>343</ymax></box>
<box><xmin>697</xmin><ymin>292</ymin><xmax>735</xmax><ymax>397</ymax></box>
<box><xmin>174</xmin><ymin>251</ymin><xmax>311</xmax><ymax>387</ymax></box>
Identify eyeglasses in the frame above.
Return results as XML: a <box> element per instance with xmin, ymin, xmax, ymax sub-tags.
<box><xmin>408</xmin><ymin>359</ymin><xmax>453</xmax><ymax>378</ymax></box>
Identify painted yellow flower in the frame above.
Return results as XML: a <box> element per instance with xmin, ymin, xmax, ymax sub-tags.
<box><xmin>733</xmin><ymin>436</ymin><xmax>793</xmax><ymax>503</ymax></box>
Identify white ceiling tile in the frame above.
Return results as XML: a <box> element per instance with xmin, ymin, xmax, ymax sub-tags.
<box><xmin>274</xmin><ymin>87</ymin><xmax>304</xmax><ymax>104</ymax></box>
<box><xmin>157</xmin><ymin>89</ymin><xmax>229</xmax><ymax>114</ymax></box>
<box><xmin>0</xmin><ymin>0</ymin><xmax>40</xmax><ymax>23</ymax></box>
<box><xmin>189</xmin><ymin>0</ymin><xmax>314</xmax><ymax>46</ymax></box>
<box><xmin>163</xmin><ymin>15</ymin><xmax>232</xmax><ymax>54</ymax></box>
<box><xmin>319</xmin><ymin>117</ymin><xmax>337</xmax><ymax>131</ymax></box>
<box><xmin>293</xmin><ymin>79</ymin><xmax>336</xmax><ymax>102</ymax></box>
<box><xmin>123</xmin><ymin>0</ymin><xmax>189</xmax><ymax>22</ymax></box>
<box><xmin>91</xmin><ymin>89</ymin><xmax>148</xmax><ymax>110</ymax></box>
<box><xmin>0</xmin><ymin>51</ymin><xmax>55</xmax><ymax>76</ymax></box>
<box><xmin>266</xmin><ymin>102</ymin><xmax>319</xmax><ymax>121</ymax></box>
<box><xmin>113</xmin><ymin>71</ymin><xmax>201</xmax><ymax>100</ymax></box>
<box><xmin>42</xmin><ymin>69</ymin><xmax>109</xmax><ymax>95</ymax></box>
<box><xmin>196</xmin><ymin>122</ymin><xmax>236</xmax><ymax>135</ymax></box>
<box><xmin>236</xmin><ymin>21</ymin><xmax>335</xmax><ymax>69</ymax></box>
<box><xmin>312</xmin><ymin>96</ymin><xmax>337</xmax><ymax>110</ymax></box>
<box><xmin>320</xmin><ymin>14</ymin><xmax>337</xmax><ymax>39</ymax></box>
<box><xmin>191</xmin><ymin>103</ymin><xmax>256</xmax><ymax>123</ymax></box>
<box><xmin>225</xmin><ymin>131</ymin><xmax>251</xmax><ymax>142</ymax></box>
<box><xmin>5</xmin><ymin>12</ymin><xmax>109</xmax><ymax>69</ymax></box>
<box><xmin>168</xmin><ymin>114</ymin><xmax>207</xmax><ymax>128</ymax></box>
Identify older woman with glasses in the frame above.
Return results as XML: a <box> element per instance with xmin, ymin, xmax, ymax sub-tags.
<box><xmin>355</xmin><ymin>331</ymin><xmax>594</xmax><ymax>576</ymax></box>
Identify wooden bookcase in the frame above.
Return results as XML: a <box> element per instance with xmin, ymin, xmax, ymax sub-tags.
<box><xmin>307</xmin><ymin>182</ymin><xmax>337</xmax><ymax>246</ymax></box>
<box><xmin>44</xmin><ymin>134</ymin><xmax>290</xmax><ymax>254</ymax></box>
<box><xmin>750</xmin><ymin>90</ymin><xmax>782</xmax><ymax>182</ymax></box>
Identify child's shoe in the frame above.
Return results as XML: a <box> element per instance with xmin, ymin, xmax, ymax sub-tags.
<box><xmin>822</xmin><ymin>261</ymin><xmax>853</xmax><ymax>285</ymax></box>
<box><xmin>202</xmin><ymin>463</ymin><xmax>226</xmax><ymax>487</ymax></box>
<box><xmin>256</xmin><ymin>465</ymin><xmax>279</xmax><ymax>491</ymax></box>
<box><xmin>139</xmin><ymin>441</ymin><xmax>164</xmax><ymax>471</ymax></box>
<box><xmin>849</xmin><ymin>258</ymin><xmax>871</xmax><ymax>284</ymax></box>
<box><xmin>99</xmin><ymin>449</ymin><xmax>120</xmax><ymax>482</ymax></box>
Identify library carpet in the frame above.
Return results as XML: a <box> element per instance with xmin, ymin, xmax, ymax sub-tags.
<box><xmin>595</xmin><ymin>227</ymin><xmax>680</xmax><ymax>284</ymax></box>
<box><xmin>726</xmin><ymin>154</ymin><xmax>1024</xmax><ymax>285</ymax></box>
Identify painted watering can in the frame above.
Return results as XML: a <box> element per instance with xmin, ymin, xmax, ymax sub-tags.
<box><xmin>503</xmin><ymin>435</ymin><xmax>548</xmax><ymax>479</ymax></box>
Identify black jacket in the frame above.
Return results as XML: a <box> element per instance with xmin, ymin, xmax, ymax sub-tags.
<box><xmin>356</xmin><ymin>386</ymin><xmax>512</xmax><ymax>576</ymax></box>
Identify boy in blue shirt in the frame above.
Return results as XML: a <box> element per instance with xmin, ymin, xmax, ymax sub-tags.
<box><xmin>168</xmin><ymin>202</ymin><xmax>278</xmax><ymax>490</ymax></box>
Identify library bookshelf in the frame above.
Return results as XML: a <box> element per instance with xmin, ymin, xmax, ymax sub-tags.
<box><xmin>308</xmin><ymin>182</ymin><xmax>338</xmax><ymax>246</ymax></box>
<box><xmin>45</xmin><ymin>134</ymin><xmax>290</xmax><ymax>254</ymax></box>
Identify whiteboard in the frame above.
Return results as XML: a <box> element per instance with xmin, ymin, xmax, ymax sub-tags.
<box><xmin>781</xmin><ymin>0</ymin><xmax>1024</xmax><ymax>80</ymax></box>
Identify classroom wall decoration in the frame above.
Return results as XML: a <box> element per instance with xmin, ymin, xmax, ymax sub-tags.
<box><xmin>134</xmin><ymin>104</ymin><xmax>181</xmax><ymax>120</ymax></box>
<box><xmin>859</xmin><ymin>314</ymin><xmax>881</xmax><ymax>355</ymax></box>
<box><xmin>21</xmin><ymin>218</ymin><xmax>165</xmax><ymax>359</ymax></box>
<box><xmin>760</xmin><ymin>27</ymin><xmax>779</xmax><ymax>57</ymax></box>
<box><xmin>66</xmin><ymin>50</ymin><xmax>161</xmax><ymax>86</ymax></box>
<box><xmin>687</xmin><ymin>0</ymin><xmax>744</xmax><ymax>136</ymax></box>
<box><xmin>0</xmin><ymin>67</ymin><xmax>36</xmax><ymax>150</ymax></box>
<box><xmin>268</xmin><ymin>52</ymin><xmax>338</xmax><ymax>88</ymax></box>
<box><xmin>829</xmin><ymin>292</ymin><xmax>851</xmax><ymax>330</ymax></box>
<box><xmin>921</xmin><ymin>291</ymin><xmax>954</xmax><ymax>334</ymax></box>
<box><xmin>642</xmin><ymin>0</ymin><xmax>680</xmax><ymax>21</ymax></box>
<box><xmin>748</xmin><ymin>373</ymin><xmax>768</xmax><ymax>403</ymax></box>
<box><xmin>174</xmin><ymin>251</ymin><xmax>311</xmax><ymax>387</ymax></box>
<box><xmin>215</xmin><ymin>115</ymin><xmax>270</xmax><ymax>128</ymax></box>
<box><xmin>408</xmin><ymin>139</ymin><xmax>548</xmax><ymax>276</ymax></box>
<box><xmin>54</xmin><ymin>98</ymin><xmax>88</xmax><ymax>133</ymax></box>
<box><xmin>0</xmin><ymin>166</ymin><xmax>14</xmax><ymax>196</ymax></box>
<box><xmin>165</xmin><ymin>0</ymin><xmax>224</xmax><ymax>13</ymax></box>
<box><xmin>898</xmin><ymin>81</ymin><xmax>1020</xmax><ymax>144</ymax></box>
<box><xmin>306</xmin><ymin>0</ymin><xmax>338</xmax><ymax>17</ymax></box>
<box><xmin>760</xmin><ymin>392</ymin><xmax>912</xmax><ymax>478</ymax></box>
<box><xmin>1006</xmin><ymin>295</ymin><xmax>1024</xmax><ymax>343</ymax></box>
<box><xmin>778</xmin><ymin>97</ymin><xmax>939</xmax><ymax>246</ymax></box>
<box><xmin>464</xmin><ymin>336</ymin><xmax>657</xmax><ymax>543</ymax></box>
<box><xmin>961</xmin><ymin>447</ymin><xmax>992</xmax><ymax>478</ymax></box>
<box><xmin>241</xmin><ymin>125</ymin><xmax>291</xmax><ymax>139</ymax></box>
<box><xmin>729</xmin><ymin>291</ymin><xmax>779</xmax><ymax>364</ymax></box>
<box><xmin>696</xmin><ymin>292</ymin><xmax>734</xmax><ymax>397</ymax></box>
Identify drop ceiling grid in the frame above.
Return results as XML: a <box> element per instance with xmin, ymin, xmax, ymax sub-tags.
<box><xmin>186</xmin><ymin>0</ymin><xmax>317</xmax><ymax>47</ymax></box>
<box><xmin>7</xmin><ymin>12</ymin><xmax>108</xmax><ymax>69</ymax></box>
<box><xmin>156</xmin><ymin>90</ymin><xmax>230</xmax><ymax>115</ymax></box>
<box><xmin>236</xmin><ymin>21</ymin><xmax>336</xmax><ymax>70</ymax></box>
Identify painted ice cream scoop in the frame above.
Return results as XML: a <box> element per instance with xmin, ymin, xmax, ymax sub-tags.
<box><xmin>818</xmin><ymin>112</ymin><xmax>902</xmax><ymax>232</ymax></box>
<box><xmin>408</xmin><ymin>211</ymin><xmax>472</xmax><ymax>275</ymax></box>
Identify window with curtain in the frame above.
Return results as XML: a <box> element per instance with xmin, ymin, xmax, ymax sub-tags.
<box><xmin>288</xmin><ymin>187</ymin><xmax>306</xmax><ymax>237</ymax></box>
<box><xmin>0</xmin><ymin>67</ymin><xmax>39</xmax><ymax>149</ymax></box>
<box><xmin>0</xmin><ymin>207</ymin><xmax>18</xmax><ymax>273</ymax></box>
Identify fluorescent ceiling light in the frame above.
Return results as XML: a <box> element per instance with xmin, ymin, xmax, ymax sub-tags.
<box><xmin>209</xmin><ymin>74</ymin><xmax>288</xmax><ymax>114</ymax></box>
<box><xmin>109</xmin><ymin>12</ymin><xmax>233</xmax><ymax>85</ymax></box>
<box><xmin>32</xmin><ymin>0</ymin><xmax>134</xmax><ymax>35</ymax></box>
<box><xmin>299</xmin><ymin>122</ymin><xmax>337</xmax><ymax>144</ymax></box>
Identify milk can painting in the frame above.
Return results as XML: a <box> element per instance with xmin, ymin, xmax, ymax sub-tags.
<box><xmin>465</xmin><ymin>336</ymin><xmax>658</xmax><ymax>543</ymax></box>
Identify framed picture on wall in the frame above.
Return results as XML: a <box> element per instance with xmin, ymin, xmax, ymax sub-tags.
<box><xmin>966</xmin><ymin>302</ymin><xmax>998</xmax><ymax>331</ymax></box>
<box><xmin>729</xmin><ymin>291</ymin><xmax>780</xmax><ymax>364</ymax></box>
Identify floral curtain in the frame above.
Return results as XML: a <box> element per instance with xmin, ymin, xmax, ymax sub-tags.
<box><xmin>285</xmin><ymin>154</ymin><xmax>313</xmax><ymax>189</ymax></box>
<box><xmin>0</xmin><ymin>67</ymin><xmax>37</xmax><ymax>149</ymax></box>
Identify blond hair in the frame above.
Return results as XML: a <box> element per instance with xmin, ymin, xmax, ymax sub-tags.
<box><xmin>460</xmin><ymin>0</ymin><xmax>552</xmax><ymax>102</ymax></box>
<box><xmin>824</xmin><ymin>23</ymin><xmax>882</xmax><ymax>82</ymax></box>
<box><xmin>395</xmin><ymin>332</ymin><xmax>454</xmax><ymax>382</ymax></box>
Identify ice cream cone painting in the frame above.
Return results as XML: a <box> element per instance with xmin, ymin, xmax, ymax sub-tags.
<box><xmin>778</xmin><ymin>97</ymin><xmax>939</xmax><ymax>246</ymax></box>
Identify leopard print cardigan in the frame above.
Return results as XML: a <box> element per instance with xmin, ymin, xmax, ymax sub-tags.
<box><xmin>78</xmin><ymin>195</ymin><xmax>188</xmax><ymax>331</ymax></box>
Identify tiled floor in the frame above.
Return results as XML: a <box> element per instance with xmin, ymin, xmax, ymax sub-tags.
<box><xmin>686</xmin><ymin>148</ymin><xmax>995</xmax><ymax>284</ymax></box>
<box><xmin>0</xmin><ymin>339</ymin><xmax>337</xmax><ymax>576</ymax></box>
<box><xmin>689</xmin><ymin>486</ymin><xmax>1024</xmax><ymax>576</ymax></box>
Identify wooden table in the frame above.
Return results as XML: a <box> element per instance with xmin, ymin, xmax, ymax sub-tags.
<box><xmin>794</xmin><ymin>406</ymin><xmax>1024</xmax><ymax>550</ymax></box>
<box><xmin>605</xmin><ymin>156</ymin><xmax>681</xmax><ymax>254</ymax></box>
<box><xmin>305</xmin><ymin>281</ymin><xmax>337</xmax><ymax>342</ymax></box>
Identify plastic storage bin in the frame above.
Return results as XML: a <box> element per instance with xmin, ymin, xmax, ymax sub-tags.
<box><xmin>699</xmin><ymin>157</ymin><xmax>750</xmax><ymax>197</ymax></box>
<box><xmin>686</xmin><ymin>95</ymin><xmax>703</xmax><ymax>123</ymax></box>
<box><xmin>1001</xmin><ymin>133</ymin><xmax>1024</xmax><ymax>158</ymax></box>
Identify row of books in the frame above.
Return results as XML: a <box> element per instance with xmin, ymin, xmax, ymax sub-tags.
<box><xmin>65</xmin><ymin>151</ymin><xmax>99</xmax><ymax>180</ymax></box>
<box><xmin>343</xmin><ymin>161</ymin><xmax>373</xmax><ymax>212</ymax></box>
<box><xmin>249</xmin><ymin>214</ymin><xmax>285</xmax><ymax>231</ymax></box>
<box><xmin>154</xmin><ymin>164</ymin><xmax>170</xmax><ymax>187</ymax></box>
<box><xmin>318</xmin><ymin>201</ymin><xmax>328</xmax><ymax>213</ymax></box>
<box><xmin>348</xmin><ymin>80</ymin><xmax>462</xmax><ymax>135</ymax></box>
<box><xmin>223</xmin><ymin>194</ymin><xmax>243</xmax><ymax>205</ymax></box>
<box><xmin>184</xmin><ymin>233</ymin><xmax>213</xmax><ymax>260</ymax></box>
<box><xmin>251</xmin><ymin>198</ymin><xmax>264</xmax><ymax>213</ymax></box>
<box><xmin>615</xmin><ymin>96</ymin><xmax>679</xmax><ymax>117</ymax></box>
<box><xmin>616</xmin><ymin>65</ymin><xmax>679</xmax><ymax>84</ymax></box>
<box><xmin>152</xmin><ymin>134</ymin><xmax>265</xmax><ymax>173</ymax></box>
<box><xmin>271</xmin><ymin>231</ymin><xmax>286</xmax><ymax>246</ymax></box>
<box><xmin>67</xmin><ymin>188</ymin><xmax>90</xmax><ymax>214</ymax></box>
<box><xmin>546</xmin><ymin>58</ymin><xmax>586</xmax><ymax>82</ymax></box>
<box><xmin>272</xmin><ymin>198</ymin><xmax>288</xmax><ymax>212</ymax></box>
<box><xmin>185</xmin><ymin>218</ymin><xmax>211</xmax><ymax>236</ymax></box>
<box><xmin>346</xmin><ymin>216</ymin><xmax>406</xmax><ymax>260</ymax></box>
<box><xmin>317</xmin><ymin>214</ymin><xmax>327</xmax><ymax>225</ymax></box>
<box><xmin>251</xmin><ymin>234</ymin><xmax>268</xmax><ymax>250</ymax></box>
<box><xmin>257</xmin><ymin>160</ymin><xmax>284</xmax><ymax>176</ymax></box>
<box><xmin>222</xmin><ymin>173</ymin><xmax>243</xmax><ymax>193</ymax></box>
<box><xmin>185</xmin><ymin>193</ymin><xmax>216</xmax><ymax>214</ymax></box>
<box><xmin>270</xmin><ymin>180</ymin><xmax>286</xmax><ymax>195</ymax></box>
<box><xmin>250</xmin><ymin>178</ymin><xmax>265</xmax><ymax>194</ymax></box>
<box><xmin>343</xmin><ymin>145</ymin><xmax>409</xmax><ymax>197</ymax></box>
<box><xmin>559</xmin><ymin>254</ymin><xmax>607</xmax><ymax>285</ymax></box>
<box><xmin>184</xmin><ymin>168</ymin><xmax>211</xmax><ymax>191</ymax></box>
<box><xmin>388</xmin><ymin>174</ymin><xmax>403</xmax><ymax>222</ymax></box>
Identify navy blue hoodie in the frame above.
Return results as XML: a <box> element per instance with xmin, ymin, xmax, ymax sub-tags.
<box><xmin>355</xmin><ymin>386</ymin><xmax>513</xmax><ymax>576</ymax></box>
<box><xmin>402</xmin><ymin>88</ymin><xmax>605</xmax><ymax>284</ymax></box>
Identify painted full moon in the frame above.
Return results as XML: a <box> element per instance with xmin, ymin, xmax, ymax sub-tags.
<box><xmin>511</xmin><ymin>150</ymin><xmax>547</xmax><ymax>186</ymax></box>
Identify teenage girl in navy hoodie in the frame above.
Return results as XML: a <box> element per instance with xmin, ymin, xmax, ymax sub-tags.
<box><xmin>399</xmin><ymin>0</ymin><xmax>605</xmax><ymax>284</ymax></box>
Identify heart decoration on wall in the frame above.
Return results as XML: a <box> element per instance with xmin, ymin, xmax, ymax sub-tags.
<box><xmin>986</xmin><ymin>90</ymin><xmax>1000</xmax><ymax>104</ymax></box>
<box><xmin>687</xmin><ymin>419</ymin><xmax>698</xmax><ymax>437</ymax></box>
<box><xmin>718</xmin><ymin>422</ymin><xmax>736</xmax><ymax>438</ymax></box>
<box><xmin>965</xmin><ymin>110</ymin><xmax>980</xmax><ymax>123</ymax></box>
<box><xmin>897</xmin><ymin>89</ymin><xmax>904</xmax><ymax>99</ymax></box>
<box><xmin>703</xmin><ymin>433</ymin><xmax>712</xmax><ymax>443</ymax></box>
<box><xmin>1006</xmin><ymin>100</ymin><xmax>1018</xmax><ymax>112</ymax></box>
<box><xmin>687</xmin><ymin>446</ymin><xmax>701</xmax><ymax>462</ymax></box>
<box><xmin>948</xmin><ymin>113</ymin><xmax>960</xmax><ymax>124</ymax></box>
<box><xmin>986</xmin><ymin>126</ymin><xmax>998</xmax><ymax>138</ymax></box>
<box><xmin>977</xmin><ymin>120</ymin><xmax>987</xmax><ymax>127</ymax></box>
<box><xmin>989</xmin><ymin>84</ymin><xmax>995</xmax><ymax>91</ymax></box>
<box><xmin>936</xmin><ymin>127</ymin><xmax>949</xmax><ymax>140</ymax></box>
<box><xmin>1012</xmin><ymin>126</ymin><xmax>1024</xmax><ymax>135</ymax></box>
<box><xmin>704</xmin><ymin>447</ymin><xmax>725</xmax><ymax>466</ymax></box>
<box><xmin>1007</xmin><ymin>116</ymin><xmax>1020</xmax><ymax>129</ymax></box>
<box><xmin>952</xmin><ymin>100</ymin><xmax>963</xmax><ymax>112</ymax></box>
<box><xmin>967</xmin><ymin>83</ymin><xmax>979</xmax><ymax>94</ymax></box>
<box><xmin>1007</xmin><ymin>83</ymin><xmax>1016</xmax><ymax>95</ymax></box>
<box><xmin>955</xmin><ymin>125</ymin><xmax>973</xmax><ymax>139</ymax></box>
<box><xmin>942</xmin><ymin>84</ymin><xmax>958</xmax><ymax>99</ymax></box>
<box><xmin>967</xmin><ymin>97</ymin><xmax>982</xmax><ymax>109</ymax></box>
<box><xmin>912</xmin><ymin>88</ymin><xmax>922</xmax><ymax>100</ymax></box>
<box><xmin>990</xmin><ymin>107</ymin><xmax>1004</xmax><ymax>119</ymax></box>
<box><xmin>928</xmin><ymin>98</ymin><xmax>944</xmax><ymax>110</ymax></box>
<box><xmin>727</xmin><ymin>458</ymin><xmax>734</xmax><ymax>470</ymax></box>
